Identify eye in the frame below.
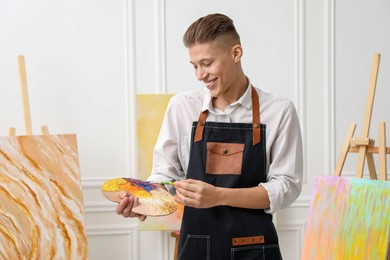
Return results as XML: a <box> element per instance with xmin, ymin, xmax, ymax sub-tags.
<box><xmin>201</xmin><ymin>62</ymin><xmax>211</xmax><ymax>68</ymax></box>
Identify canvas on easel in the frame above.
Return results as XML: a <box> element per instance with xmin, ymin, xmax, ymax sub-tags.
<box><xmin>0</xmin><ymin>134</ymin><xmax>88</xmax><ymax>259</ymax></box>
<box><xmin>302</xmin><ymin>53</ymin><xmax>390</xmax><ymax>260</ymax></box>
<box><xmin>0</xmin><ymin>56</ymin><xmax>88</xmax><ymax>259</ymax></box>
<box><xmin>136</xmin><ymin>94</ymin><xmax>184</xmax><ymax>230</ymax></box>
<box><xmin>302</xmin><ymin>175</ymin><xmax>390</xmax><ymax>259</ymax></box>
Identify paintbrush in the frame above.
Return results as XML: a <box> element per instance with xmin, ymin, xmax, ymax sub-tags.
<box><xmin>147</xmin><ymin>181</ymin><xmax>175</xmax><ymax>185</ymax></box>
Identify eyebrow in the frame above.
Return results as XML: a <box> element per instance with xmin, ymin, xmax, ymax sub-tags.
<box><xmin>190</xmin><ymin>58</ymin><xmax>213</xmax><ymax>65</ymax></box>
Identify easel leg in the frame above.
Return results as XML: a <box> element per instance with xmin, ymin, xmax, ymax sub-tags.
<box><xmin>366</xmin><ymin>139</ymin><xmax>377</xmax><ymax>180</ymax></box>
<box><xmin>356</xmin><ymin>54</ymin><xmax>381</xmax><ymax>179</ymax></box>
<box><xmin>356</xmin><ymin>146</ymin><xmax>367</xmax><ymax>178</ymax></box>
<box><xmin>378</xmin><ymin>122</ymin><xmax>387</xmax><ymax>180</ymax></box>
<box><xmin>17</xmin><ymin>55</ymin><xmax>33</xmax><ymax>135</ymax></box>
<box><xmin>8</xmin><ymin>127</ymin><xmax>16</xmax><ymax>136</ymax></box>
<box><xmin>334</xmin><ymin>123</ymin><xmax>356</xmax><ymax>176</ymax></box>
<box><xmin>41</xmin><ymin>125</ymin><xmax>50</xmax><ymax>135</ymax></box>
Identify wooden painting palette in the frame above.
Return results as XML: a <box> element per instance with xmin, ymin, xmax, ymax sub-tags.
<box><xmin>101</xmin><ymin>177</ymin><xmax>177</xmax><ymax>216</ymax></box>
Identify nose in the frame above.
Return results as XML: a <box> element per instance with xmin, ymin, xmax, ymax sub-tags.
<box><xmin>196</xmin><ymin>67</ymin><xmax>207</xmax><ymax>81</ymax></box>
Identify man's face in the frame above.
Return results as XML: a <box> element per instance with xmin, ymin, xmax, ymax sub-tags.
<box><xmin>188</xmin><ymin>41</ymin><xmax>241</xmax><ymax>98</ymax></box>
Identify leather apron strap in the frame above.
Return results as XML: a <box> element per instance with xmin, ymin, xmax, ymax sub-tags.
<box><xmin>194</xmin><ymin>86</ymin><xmax>261</xmax><ymax>145</ymax></box>
<box><xmin>193</xmin><ymin>110</ymin><xmax>208</xmax><ymax>143</ymax></box>
<box><xmin>251</xmin><ymin>86</ymin><xmax>261</xmax><ymax>145</ymax></box>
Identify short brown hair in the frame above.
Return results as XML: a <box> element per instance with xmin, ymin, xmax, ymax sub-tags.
<box><xmin>183</xmin><ymin>13</ymin><xmax>241</xmax><ymax>48</ymax></box>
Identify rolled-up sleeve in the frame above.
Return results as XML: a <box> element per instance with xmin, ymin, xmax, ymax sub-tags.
<box><xmin>146</xmin><ymin>96</ymin><xmax>188</xmax><ymax>192</ymax></box>
<box><xmin>260</xmin><ymin>101</ymin><xmax>303</xmax><ymax>214</ymax></box>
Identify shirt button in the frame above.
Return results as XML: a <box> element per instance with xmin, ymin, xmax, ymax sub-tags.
<box><xmin>223</xmin><ymin>149</ymin><xmax>228</xmax><ymax>155</ymax></box>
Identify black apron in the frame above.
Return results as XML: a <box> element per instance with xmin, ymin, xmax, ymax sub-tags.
<box><xmin>178</xmin><ymin>87</ymin><xmax>282</xmax><ymax>260</ymax></box>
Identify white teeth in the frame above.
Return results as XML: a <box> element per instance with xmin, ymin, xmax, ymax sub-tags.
<box><xmin>206</xmin><ymin>79</ymin><xmax>216</xmax><ymax>87</ymax></box>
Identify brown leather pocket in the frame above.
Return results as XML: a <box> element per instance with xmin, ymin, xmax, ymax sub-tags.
<box><xmin>206</xmin><ymin>142</ymin><xmax>244</xmax><ymax>175</ymax></box>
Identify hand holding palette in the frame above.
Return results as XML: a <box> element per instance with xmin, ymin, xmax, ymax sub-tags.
<box><xmin>101</xmin><ymin>177</ymin><xmax>178</xmax><ymax>216</ymax></box>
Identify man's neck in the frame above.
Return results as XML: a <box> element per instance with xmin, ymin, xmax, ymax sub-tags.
<box><xmin>212</xmin><ymin>76</ymin><xmax>248</xmax><ymax>111</ymax></box>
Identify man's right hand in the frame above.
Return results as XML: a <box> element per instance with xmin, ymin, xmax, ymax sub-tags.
<box><xmin>115</xmin><ymin>191</ymin><xmax>147</xmax><ymax>221</ymax></box>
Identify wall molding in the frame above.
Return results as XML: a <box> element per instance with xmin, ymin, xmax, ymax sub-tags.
<box><xmin>124</xmin><ymin>0</ymin><xmax>138</xmax><ymax>180</ymax></box>
<box><xmin>87</xmin><ymin>223</ymin><xmax>138</xmax><ymax>236</ymax></box>
<box><xmin>290</xmin><ymin>195</ymin><xmax>311</xmax><ymax>208</ymax></box>
<box><xmin>123</xmin><ymin>1</ymin><xmax>139</xmax><ymax>259</ymax></box>
<box><xmin>87</xmin><ymin>223</ymin><xmax>139</xmax><ymax>259</ymax></box>
<box><xmin>84</xmin><ymin>200</ymin><xmax>115</xmax><ymax>213</ymax></box>
<box><xmin>158</xmin><ymin>231</ymin><xmax>170</xmax><ymax>260</ymax></box>
<box><xmin>276</xmin><ymin>221</ymin><xmax>306</xmax><ymax>234</ymax></box>
<box><xmin>324</xmin><ymin>0</ymin><xmax>336</xmax><ymax>176</ymax></box>
<box><xmin>295</xmin><ymin>0</ymin><xmax>307</xmax><ymax>184</ymax></box>
<box><xmin>277</xmin><ymin>221</ymin><xmax>306</xmax><ymax>260</ymax></box>
<box><xmin>81</xmin><ymin>177</ymin><xmax>106</xmax><ymax>188</ymax></box>
<box><xmin>154</xmin><ymin>0</ymin><xmax>167</xmax><ymax>93</ymax></box>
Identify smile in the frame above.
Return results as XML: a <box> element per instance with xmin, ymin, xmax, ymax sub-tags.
<box><xmin>205</xmin><ymin>79</ymin><xmax>217</xmax><ymax>89</ymax></box>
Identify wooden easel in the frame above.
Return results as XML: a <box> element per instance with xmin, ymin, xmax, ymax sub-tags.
<box><xmin>9</xmin><ymin>55</ymin><xmax>50</xmax><ymax>136</ymax></box>
<box><xmin>334</xmin><ymin>53</ymin><xmax>390</xmax><ymax>180</ymax></box>
<box><xmin>2</xmin><ymin>55</ymin><xmax>88</xmax><ymax>259</ymax></box>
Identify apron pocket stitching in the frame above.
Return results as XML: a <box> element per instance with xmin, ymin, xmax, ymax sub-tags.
<box><xmin>178</xmin><ymin>234</ymin><xmax>210</xmax><ymax>260</ymax></box>
<box><xmin>231</xmin><ymin>244</ymin><xmax>281</xmax><ymax>260</ymax></box>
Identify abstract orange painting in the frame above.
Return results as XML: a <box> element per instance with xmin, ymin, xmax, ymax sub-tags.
<box><xmin>0</xmin><ymin>134</ymin><xmax>88</xmax><ymax>259</ymax></box>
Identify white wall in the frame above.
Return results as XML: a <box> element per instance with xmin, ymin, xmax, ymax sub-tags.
<box><xmin>0</xmin><ymin>0</ymin><xmax>389</xmax><ymax>259</ymax></box>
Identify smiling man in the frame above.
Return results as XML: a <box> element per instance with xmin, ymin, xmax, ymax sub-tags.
<box><xmin>116</xmin><ymin>13</ymin><xmax>303</xmax><ymax>260</ymax></box>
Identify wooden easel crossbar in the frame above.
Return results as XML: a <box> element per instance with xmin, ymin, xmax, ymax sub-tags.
<box><xmin>333</xmin><ymin>53</ymin><xmax>389</xmax><ymax>180</ymax></box>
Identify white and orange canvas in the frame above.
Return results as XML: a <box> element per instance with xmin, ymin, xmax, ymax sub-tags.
<box><xmin>0</xmin><ymin>134</ymin><xmax>88</xmax><ymax>259</ymax></box>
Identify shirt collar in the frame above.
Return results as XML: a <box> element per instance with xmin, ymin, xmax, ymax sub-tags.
<box><xmin>201</xmin><ymin>78</ymin><xmax>252</xmax><ymax>112</ymax></box>
<box><xmin>201</xmin><ymin>89</ymin><xmax>212</xmax><ymax>112</ymax></box>
<box><xmin>237</xmin><ymin>80</ymin><xmax>252</xmax><ymax>110</ymax></box>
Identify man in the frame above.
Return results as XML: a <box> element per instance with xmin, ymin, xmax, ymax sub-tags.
<box><xmin>117</xmin><ymin>13</ymin><xmax>302</xmax><ymax>259</ymax></box>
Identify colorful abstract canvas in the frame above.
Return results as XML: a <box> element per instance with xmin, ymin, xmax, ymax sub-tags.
<box><xmin>136</xmin><ymin>94</ymin><xmax>184</xmax><ymax>230</ymax></box>
<box><xmin>302</xmin><ymin>175</ymin><xmax>390</xmax><ymax>260</ymax></box>
<box><xmin>0</xmin><ymin>134</ymin><xmax>88</xmax><ymax>259</ymax></box>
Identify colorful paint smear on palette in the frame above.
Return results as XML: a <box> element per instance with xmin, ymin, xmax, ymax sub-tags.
<box><xmin>101</xmin><ymin>177</ymin><xmax>178</xmax><ymax>216</ymax></box>
<box><xmin>302</xmin><ymin>175</ymin><xmax>390</xmax><ymax>260</ymax></box>
<box><xmin>102</xmin><ymin>178</ymin><xmax>160</xmax><ymax>198</ymax></box>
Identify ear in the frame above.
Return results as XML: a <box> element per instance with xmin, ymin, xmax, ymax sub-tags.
<box><xmin>231</xmin><ymin>44</ymin><xmax>243</xmax><ymax>62</ymax></box>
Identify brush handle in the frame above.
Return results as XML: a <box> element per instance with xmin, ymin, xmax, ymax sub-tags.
<box><xmin>146</xmin><ymin>181</ymin><xmax>175</xmax><ymax>185</ymax></box>
<box><xmin>159</xmin><ymin>181</ymin><xmax>175</xmax><ymax>185</ymax></box>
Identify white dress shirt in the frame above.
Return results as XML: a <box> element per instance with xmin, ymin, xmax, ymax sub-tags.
<box><xmin>147</xmin><ymin>81</ymin><xmax>303</xmax><ymax>214</ymax></box>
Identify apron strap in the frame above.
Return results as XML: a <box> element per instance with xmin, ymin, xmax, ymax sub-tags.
<box><xmin>194</xmin><ymin>86</ymin><xmax>261</xmax><ymax>145</ymax></box>
<box><xmin>251</xmin><ymin>86</ymin><xmax>261</xmax><ymax>145</ymax></box>
<box><xmin>194</xmin><ymin>110</ymin><xmax>208</xmax><ymax>142</ymax></box>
